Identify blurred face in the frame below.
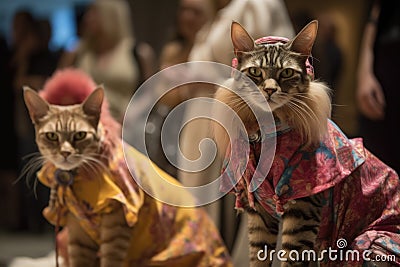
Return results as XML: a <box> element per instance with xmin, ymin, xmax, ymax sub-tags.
<box><xmin>12</xmin><ymin>18</ymin><xmax>24</xmax><ymax>45</ymax></box>
<box><xmin>12</xmin><ymin>13</ymin><xmax>32</xmax><ymax>45</ymax></box>
<box><xmin>177</xmin><ymin>0</ymin><xmax>213</xmax><ymax>42</ymax></box>
<box><xmin>81</xmin><ymin>5</ymin><xmax>102</xmax><ymax>38</ymax></box>
<box><xmin>12</xmin><ymin>13</ymin><xmax>40</xmax><ymax>52</ymax></box>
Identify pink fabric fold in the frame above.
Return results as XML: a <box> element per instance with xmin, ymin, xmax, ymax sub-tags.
<box><xmin>221</xmin><ymin>120</ymin><xmax>400</xmax><ymax>266</ymax></box>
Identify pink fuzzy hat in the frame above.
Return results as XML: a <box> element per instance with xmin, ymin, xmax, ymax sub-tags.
<box><xmin>39</xmin><ymin>68</ymin><xmax>110</xmax><ymax>116</ymax></box>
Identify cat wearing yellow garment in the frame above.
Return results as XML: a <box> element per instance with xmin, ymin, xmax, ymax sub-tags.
<box><xmin>23</xmin><ymin>68</ymin><xmax>232</xmax><ymax>267</ymax></box>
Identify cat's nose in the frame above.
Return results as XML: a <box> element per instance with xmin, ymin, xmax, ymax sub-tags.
<box><xmin>61</xmin><ymin>151</ymin><xmax>71</xmax><ymax>159</ymax></box>
<box><xmin>264</xmin><ymin>88</ymin><xmax>277</xmax><ymax>97</ymax></box>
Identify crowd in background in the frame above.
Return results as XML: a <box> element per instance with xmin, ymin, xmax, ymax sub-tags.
<box><xmin>0</xmin><ymin>0</ymin><xmax>398</xmax><ymax>266</ymax></box>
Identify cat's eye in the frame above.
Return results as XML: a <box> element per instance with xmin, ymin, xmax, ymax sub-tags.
<box><xmin>280</xmin><ymin>68</ymin><xmax>294</xmax><ymax>78</ymax></box>
<box><xmin>45</xmin><ymin>132</ymin><xmax>58</xmax><ymax>141</ymax></box>
<box><xmin>248</xmin><ymin>67</ymin><xmax>262</xmax><ymax>77</ymax></box>
<box><xmin>73</xmin><ymin>131</ymin><xmax>87</xmax><ymax>141</ymax></box>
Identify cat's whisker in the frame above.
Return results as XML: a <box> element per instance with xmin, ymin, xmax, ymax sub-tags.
<box><xmin>235</xmin><ymin>102</ymin><xmax>255</xmax><ymax>122</ymax></box>
<box><xmin>87</xmin><ymin>155</ymin><xmax>112</xmax><ymax>175</ymax></box>
<box><xmin>80</xmin><ymin>159</ymin><xmax>100</xmax><ymax>177</ymax></box>
<box><xmin>33</xmin><ymin>176</ymin><xmax>40</xmax><ymax>199</ymax></box>
<box><xmin>292</xmin><ymin>93</ymin><xmax>318</xmax><ymax>102</ymax></box>
<box><xmin>16</xmin><ymin>154</ymin><xmax>45</xmax><ymax>186</ymax></box>
<box><xmin>17</xmin><ymin>155</ymin><xmax>46</xmax><ymax>199</ymax></box>
<box><xmin>286</xmin><ymin>102</ymin><xmax>309</xmax><ymax>128</ymax></box>
<box><xmin>223</xmin><ymin>93</ymin><xmax>246</xmax><ymax>101</ymax></box>
<box><xmin>227</xmin><ymin>100</ymin><xmax>248</xmax><ymax>114</ymax></box>
<box><xmin>226</xmin><ymin>99</ymin><xmax>246</xmax><ymax>108</ymax></box>
<box><xmin>287</xmin><ymin>104</ymin><xmax>308</xmax><ymax>125</ymax></box>
<box><xmin>289</xmin><ymin>104</ymin><xmax>319</xmax><ymax>131</ymax></box>
<box><xmin>21</xmin><ymin>151</ymin><xmax>42</xmax><ymax>162</ymax></box>
<box><xmin>331</xmin><ymin>103</ymin><xmax>347</xmax><ymax>107</ymax></box>
<box><xmin>280</xmin><ymin>94</ymin><xmax>309</xmax><ymax>120</ymax></box>
<box><xmin>308</xmin><ymin>55</ymin><xmax>320</xmax><ymax>64</ymax></box>
<box><xmin>220</xmin><ymin>93</ymin><xmax>243</xmax><ymax>100</ymax></box>
<box><xmin>88</xmin><ymin>152</ymin><xmax>108</xmax><ymax>161</ymax></box>
<box><xmin>289</xmin><ymin>97</ymin><xmax>314</xmax><ymax>114</ymax></box>
<box><xmin>223</xmin><ymin>95</ymin><xmax>248</xmax><ymax>115</ymax></box>
<box><xmin>290</xmin><ymin>98</ymin><xmax>320</xmax><ymax>123</ymax></box>
<box><xmin>81</xmin><ymin>155</ymin><xmax>108</xmax><ymax>177</ymax></box>
<box><xmin>79</xmin><ymin>159</ymin><xmax>107</xmax><ymax>188</ymax></box>
<box><xmin>230</xmin><ymin>103</ymin><xmax>249</xmax><ymax>114</ymax></box>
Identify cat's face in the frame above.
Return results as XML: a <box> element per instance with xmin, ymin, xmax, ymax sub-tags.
<box><xmin>231</xmin><ymin>20</ymin><xmax>318</xmax><ymax>111</ymax></box>
<box><xmin>213</xmin><ymin>20</ymin><xmax>330</xmax><ymax>150</ymax></box>
<box><xmin>23</xmin><ymin>87</ymin><xmax>104</xmax><ymax>171</ymax></box>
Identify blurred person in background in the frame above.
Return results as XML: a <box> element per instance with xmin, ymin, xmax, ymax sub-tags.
<box><xmin>144</xmin><ymin>0</ymin><xmax>217</xmax><ymax>177</ymax></box>
<box><xmin>58</xmin><ymin>0</ymin><xmax>157</xmax><ymax>123</ymax></box>
<box><xmin>159</xmin><ymin>0</ymin><xmax>217</xmax><ymax>70</ymax></box>
<box><xmin>287</xmin><ymin>10</ymin><xmax>343</xmax><ymax>118</ymax></box>
<box><xmin>356</xmin><ymin>0</ymin><xmax>400</xmax><ymax>174</ymax></box>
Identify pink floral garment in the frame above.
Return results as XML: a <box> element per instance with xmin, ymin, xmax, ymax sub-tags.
<box><xmin>221</xmin><ymin>119</ymin><xmax>400</xmax><ymax>266</ymax></box>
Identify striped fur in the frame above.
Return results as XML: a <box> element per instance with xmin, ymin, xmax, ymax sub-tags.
<box><xmin>66</xmin><ymin>201</ymin><xmax>131</xmax><ymax>267</ymax></box>
<box><xmin>214</xmin><ymin>21</ymin><xmax>332</xmax><ymax>266</ymax></box>
<box><xmin>24</xmin><ymin>88</ymin><xmax>131</xmax><ymax>266</ymax></box>
<box><xmin>246</xmin><ymin>194</ymin><xmax>325</xmax><ymax>267</ymax></box>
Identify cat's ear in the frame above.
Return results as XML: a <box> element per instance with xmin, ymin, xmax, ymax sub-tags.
<box><xmin>23</xmin><ymin>86</ymin><xmax>50</xmax><ymax>123</ymax></box>
<box><xmin>231</xmin><ymin>21</ymin><xmax>255</xmax><ymax>57</ymax></box>
<box><xmin>288</xmin><ymin>20</ymin><xmax>318</xmax><ymax>56</ymax></box>
<box><xmin>82</xmin><ymin>86</ymin><xmax>104</xmax><ymax>126</ymax></box>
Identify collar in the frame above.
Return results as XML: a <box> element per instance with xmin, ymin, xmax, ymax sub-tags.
<box><xmin>54</xmin><ymin>169</ymin><xmax>76</xmax><ymax>186</ymax></box>
<box><xmin>248</xmin><ymin>118</ymin><xmax>291</xmax><ymax>144</ymax></box>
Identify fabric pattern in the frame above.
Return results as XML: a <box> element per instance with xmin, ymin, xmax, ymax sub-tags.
<box><xmin>221</xmin><ymin>119</ymin><xmax>400</xmax><ymax>266</ymax></box>
<box><xmin>37</xmin><ymin>139</ymin><xmax>232</xmax><ymax>267</ymax></box>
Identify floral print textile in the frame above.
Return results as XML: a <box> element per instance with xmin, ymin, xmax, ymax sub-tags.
<box><xmin>221</xmin><ymin>119</ymin><xmax>400</xmax><ymax>266</ymax></box>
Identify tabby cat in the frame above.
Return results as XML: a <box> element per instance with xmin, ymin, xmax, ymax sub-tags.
<box><xmin>214</xmin><ymin>21</ymin><xmax>400</xmax><ymax>267</ymax></box>
<box><xmin>22</xmin><ymin>69</ymin><xmax>232</xmax><ymax>267</ymax></box>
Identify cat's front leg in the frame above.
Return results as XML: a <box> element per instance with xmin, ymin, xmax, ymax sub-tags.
<box><xmin>67</xmin><ymin>214</ymin><xmax>98</xmax><ymax>267</ymax></box>
<box><xmin>99</xmin><ymin>200</ymin><xmax>132</xmax><ymax>267</ymax></box>
<box><xmin>247</xmin><ymin>202</ymin><xmax>279</xmax><ymax>267</ymax></box>
<box><xmin>280</xmin><ymin>192</ymin><xmax>325</xmax><ymax>267</ymax></box>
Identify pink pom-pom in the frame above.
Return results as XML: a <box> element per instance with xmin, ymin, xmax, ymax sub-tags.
<box><xmin>231</xmin><ymin>57</ymin><xmax>238</xmax><ymax>69</ymax></box>
<box><xmin>40</xmin><ymin>68</ymin><xmax>96</xmax><ymax>105</ymax></box>
<box><xmin>39</xmin><ymin>68</ymin><xmax>110</xmax><ymax>114</ymax></box>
